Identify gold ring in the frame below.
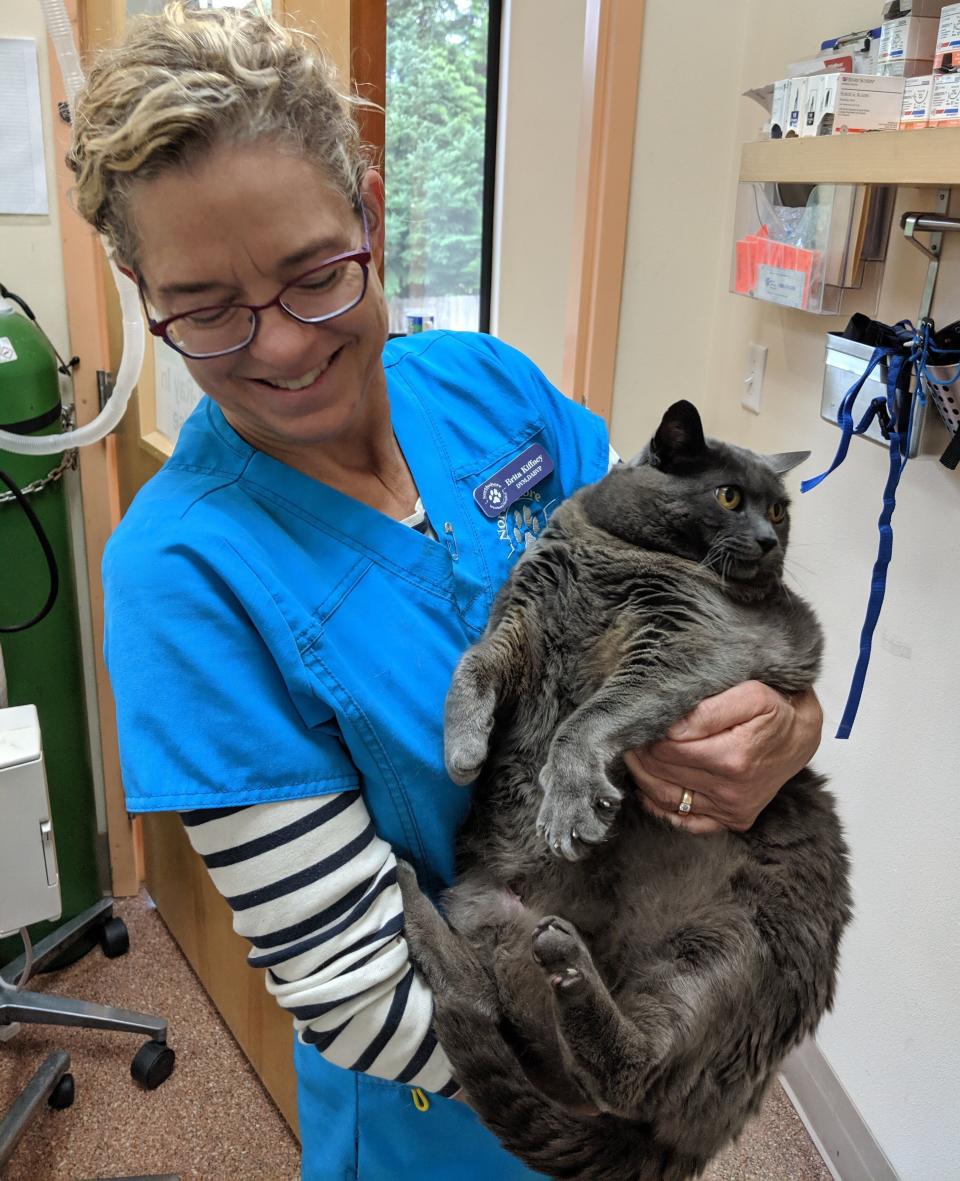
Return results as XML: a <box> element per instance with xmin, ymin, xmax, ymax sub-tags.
<box><xmin>677</xmin><ymin>789</ymin><xmax>693</xmax><ymax>815</ymax></box>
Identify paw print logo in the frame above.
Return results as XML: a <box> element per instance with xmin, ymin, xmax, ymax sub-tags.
<box><xmin>481</xmin><ymin>481</ymin><xmax>506</xmax><ymax>511</ymax></box>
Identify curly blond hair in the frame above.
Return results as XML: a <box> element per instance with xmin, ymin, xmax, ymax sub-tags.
<box><xmin>68</xmin><ymin>2</ymin><xmax>374</xmax><ymax>270</ymax></box>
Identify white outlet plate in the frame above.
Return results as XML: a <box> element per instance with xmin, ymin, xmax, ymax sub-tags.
<box><xmin>742</xmin><ymin>343</ymin><xmax>767</xmax><ymax>414</ymax></box>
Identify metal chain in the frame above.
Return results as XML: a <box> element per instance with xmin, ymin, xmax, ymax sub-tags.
<box><xmin>0</xmin><ymin>406</ymin><xmax>79</xmax><ymax>505</ymax></box>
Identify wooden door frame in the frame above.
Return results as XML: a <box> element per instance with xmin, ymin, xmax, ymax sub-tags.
<box><xmin>562</xmin><ymin>0</ymin><xmax>645</xmax><ymax>424</ymax></box>
<box><xmin>49</xmin><ymin>0</ymin><xmax>140</xmax><ymax>896</ymax></box>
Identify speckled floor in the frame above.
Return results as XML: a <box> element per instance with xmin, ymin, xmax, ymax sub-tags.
<box><xmin>0</xmin><ymin>893</ymin><xmax>832</xmax><ymax>1181</ymax></box>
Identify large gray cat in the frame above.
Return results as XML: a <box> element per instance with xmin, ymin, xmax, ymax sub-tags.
<box><xmin>398</xmin><ymin>400</ymin><xmax>851</xmax><ymax>1180</ymax></box>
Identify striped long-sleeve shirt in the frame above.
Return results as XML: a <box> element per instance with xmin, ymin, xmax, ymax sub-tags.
<box><xmin>181</xmin><ymin>793</ymin><xmax>459</xmax><ymax>1095</ymax></box>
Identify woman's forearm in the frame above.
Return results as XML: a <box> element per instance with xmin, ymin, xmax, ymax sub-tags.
<box><xmin>180</xmin><ymin>793</ymin><xmax>458</xmax><ymax>1096</ymax></box>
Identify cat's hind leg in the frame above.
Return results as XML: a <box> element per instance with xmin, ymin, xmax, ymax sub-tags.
<box><xmin>532</xmin><ymin>915</ymin><xmax>672</xmax><ymax>1119</ymax></box>
<box><xmin>396</xmin><ymin>860</ymin><xmax>499</xmax><ymax>1018</ymax></box>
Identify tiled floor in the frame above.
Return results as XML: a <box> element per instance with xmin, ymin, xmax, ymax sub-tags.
<box><xmin>0</xmin><ymin>893</ymin><xmax>831</xmax><ymax>1180</ymax></box>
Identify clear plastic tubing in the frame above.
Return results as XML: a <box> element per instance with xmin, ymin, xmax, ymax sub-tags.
<box><xmin>0</xmin><ymin>0</ymin><xmax>145</xmax><ymax>456</ymax></box>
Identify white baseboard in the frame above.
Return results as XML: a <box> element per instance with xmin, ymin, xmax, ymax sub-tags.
<box><xmin>779</xmin><ymin>1038</ymin><xmax>900</xmax><ymax>1181</ymax></box>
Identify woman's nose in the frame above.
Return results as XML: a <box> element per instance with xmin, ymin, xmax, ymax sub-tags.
<box><xmin>246</xmin><ymin>303</ymin><xmax>325</xmax><ymax>367</ymax></box>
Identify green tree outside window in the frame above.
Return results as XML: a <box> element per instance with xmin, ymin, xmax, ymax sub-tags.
<box><xmin>385</xmin><ymin>0</ymin><xmax>489</xmax><ymax>331</ymax></box>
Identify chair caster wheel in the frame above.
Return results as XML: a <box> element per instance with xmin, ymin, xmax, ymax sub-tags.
<box><xmin>99</xmin><ymin>916</ymin><xmax>130</xmax><ymax>959</ymax></box>
<box><xmin>131</xmin><ymin>1039</ymin><xmax>175</xmax><ymax>1090</ymax></box>
<box><xmin>48</xmin><ymin>1073</ymin><xmax>75</xmax><ymax>1110</ymax></box>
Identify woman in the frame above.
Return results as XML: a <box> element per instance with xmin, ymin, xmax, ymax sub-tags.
<box><xmin>71</xmin><ymin>6</ymin><xmax>822</xmax><ymax>1179</ymax></box>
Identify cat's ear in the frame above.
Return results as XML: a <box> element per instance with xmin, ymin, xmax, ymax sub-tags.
<box><xmin>649</xmin><ymin>401</ymin><xmax>706</xmax><ymax>470</ymax></box>
<box><xmin>764</xmin><ymin>450</ymin><xmax>811</xmax><ymax>475</ymax></box>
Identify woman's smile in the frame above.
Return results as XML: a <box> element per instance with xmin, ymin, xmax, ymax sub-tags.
<box><xmin>248</xmin><ymin>343</ymin><xmax>345</xmax><ymax>396</ymax></box>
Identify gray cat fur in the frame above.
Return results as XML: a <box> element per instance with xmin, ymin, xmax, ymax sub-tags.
<box><xmin>398</xmin><ymin>400</ymin><xmax>851</xmax><ymax>1181</ymax></box>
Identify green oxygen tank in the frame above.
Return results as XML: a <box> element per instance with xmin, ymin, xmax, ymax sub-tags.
<box><xmin>0</xmin><ymin>295</ymin><xmax>101</xmax><ymax>965</ymax></box>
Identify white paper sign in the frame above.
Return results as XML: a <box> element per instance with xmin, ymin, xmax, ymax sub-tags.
<box><xmin>0</xmin><ymin>39</ymin><xmax>49</xmax><ymax>216</ymax></box>
<box><xmin>756</xmin><ymin>265</ymin><xmax>807</xmax><ymax>309</ymax></box>
<box><xmin>153</xmin><ymin>339</ymin><xmax>204</xmax><ymax>447</ymax></box>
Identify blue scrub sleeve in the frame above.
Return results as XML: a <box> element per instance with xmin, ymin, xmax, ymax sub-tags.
<box><xmin>104</xmin><ymin>532</ymin><xmax>360</xmax><ymax>813</ymax></box>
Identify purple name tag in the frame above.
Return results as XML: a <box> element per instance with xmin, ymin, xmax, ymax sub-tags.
<box><xmin>472</xmin><ymin>444</ymin><xmax>555</xmax><ymax>519</ymax></box>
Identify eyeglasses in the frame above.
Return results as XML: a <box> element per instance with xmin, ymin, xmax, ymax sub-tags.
<box><xmin>142</xmin><ymin>224</ymin><xmax>372</xmax><ymax>360</ymax></box>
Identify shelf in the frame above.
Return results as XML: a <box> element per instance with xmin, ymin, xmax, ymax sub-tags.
<box><xmin>740</xmin><ymin>129</ymin><xmax>960</xmax><ymax>187</ymax></box>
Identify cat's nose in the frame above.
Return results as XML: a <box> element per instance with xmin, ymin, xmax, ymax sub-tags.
<box><xmin>758</xmin><ymin>536</ymin><xmax>778</xmax><ymax>555</ymax></box>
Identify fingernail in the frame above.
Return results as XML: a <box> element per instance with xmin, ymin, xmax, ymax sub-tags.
<box><xmin>668</xmin><ymin>718</ymin><xmax>689</xmax><ymax>739</ymax></box>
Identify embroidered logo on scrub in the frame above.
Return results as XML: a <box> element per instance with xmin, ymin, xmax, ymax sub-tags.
<box><xmin>499</xmin><ymin>492</ymin><xmax>553</xmax><ymax>557</ymax></box>
<box><xmin>473</xmin><ymin>444</ymin><xmax>554</xmax><ymax>519</ymax></box>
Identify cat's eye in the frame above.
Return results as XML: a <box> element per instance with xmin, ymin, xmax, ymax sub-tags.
<box><xmin>768</xmin><ymin>502</ymin><xmax>786</xmax><ymax>524</ymax></box>
<box><xmin>714</xmin><ymin>486</ymin><xmax>742</xmax><ymax>511</ymax></box>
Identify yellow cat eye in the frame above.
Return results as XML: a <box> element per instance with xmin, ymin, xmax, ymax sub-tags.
<box><xmin>768</xmin><ymin>502</ymin><xmax>786</xmax><ymax>524</ymax></box>
<box><xmin>714</xmin><ymin>485</ymin><xmax>742</xmax><ymax>511</ymax></box>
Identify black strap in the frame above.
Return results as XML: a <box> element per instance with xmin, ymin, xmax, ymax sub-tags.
<box><xmin>0</xmin><ymin>402</ymin><xmax>63</xmax><ymax>435</ymax></box>
<box><xmin>940</xmin><ymin>431</ymin><xmax>960</xmax><ymax>470</ymax></box>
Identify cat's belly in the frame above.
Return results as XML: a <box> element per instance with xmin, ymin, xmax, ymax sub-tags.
<box><xmin>454</xmin><ymin>801</ymin><xmax>747</xmax><ymax>962</ymax></box>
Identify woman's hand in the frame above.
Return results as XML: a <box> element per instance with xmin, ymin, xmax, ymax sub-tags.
<box><xmin>623</xmin><ymin>682</ymin><xmax>823</xmax><ymax>835</ymax></box>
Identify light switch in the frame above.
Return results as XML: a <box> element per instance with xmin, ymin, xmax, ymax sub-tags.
<box><xmin>742</xmin><ymin>343</ymin><xmax>767</xmax><ymax>414</ymax></box>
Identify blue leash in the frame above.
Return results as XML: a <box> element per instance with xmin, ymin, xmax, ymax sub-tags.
<box><xmin>801</xmin><ymin>324</ymin><xmax>929</xmax><ymax>738</ymax></box>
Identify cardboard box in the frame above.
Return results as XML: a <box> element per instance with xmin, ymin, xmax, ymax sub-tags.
<box><xmin>879</xmin><ymin>57</ymin><xmax>935</xmax><ymax>74</ymax></box>
<box><xmin>929</xmin><ymin>70</ymin><xmax>960</xmax><ymax>123</ymax></box>
<box><xmin>815</xmin><ymin>74</ymin><xmax>906</xmax><ymax>134</ymax></box>
<box><xmin>900</xmin><ymin>73</ymin><xmax>935</xmax><ymax>125</ymax></box>
<box><xmin>784</xmin><ymin>76</ymin><xmax>807</xmax><ymax>137</ymax></box>
<box><xmin>769</xmin><ymin>78</ymin><xmax>793</xmax><ymax>138</ymax></box>
<box><xmin>883</xmin><ymin>1</ymin><xmax>950</xmax><ymax>18</ymax></box>
<box><xmin>935</xmin><ymin>1</ymin><xmax>960</xmax><ymax>64</ymax></box>
<box><xmin>801</xmin><ymin>77</ymin><xmax>826</xmax><ymax>136</ymax></box>
<box><xmin>880</xmin><ymin>15</ymin><xmax>940</xmax><ymax>61</ymax></box>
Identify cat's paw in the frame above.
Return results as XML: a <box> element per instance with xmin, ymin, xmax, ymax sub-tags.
<box><xmin>531</xmin><ymin>915</ymin><xmax>591</xmax><ymax>993</ymax></box>
<box><xmin>444</xmin><ymin>724</ymin><xmax>491</xmax><ymax>785</ymax></box>
<box><xmin>444</xmin><ymin>695</ymin><xmax>496</xmax><ymax>784</ymax></box>
<box><xmin>536</xmin><ymin>763</ymin><xmax>621</xmax><ymax>860</ymax></box>
<box><xmin>395</xmin><ymin>858</ymin><xmax>420</xmax><ymax>903</ymax></box>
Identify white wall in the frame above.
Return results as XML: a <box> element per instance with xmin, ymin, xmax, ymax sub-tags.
<box><xmin>615</xmin><ymin>3</ymin><xmax>960</xmax><ymax>1179</ymax></box>
<box><xmin>492</xmin><ymin>0</ymin><xmax>587</xmax><ymax>389</ymax></box>
<box><xmin>0</xmin><ymin>2</ymin><xmax>70</xmax><ymax>356</ymax></box>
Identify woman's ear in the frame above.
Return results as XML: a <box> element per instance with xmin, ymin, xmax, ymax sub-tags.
<box><xmin>359</xmin><ymin>169</ymin><xmax>385</xmax><ymax>266</ymax></box>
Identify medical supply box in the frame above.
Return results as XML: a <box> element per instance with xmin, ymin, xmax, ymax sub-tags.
<box><xmin>900</xmin><ymin>74</ymin><xmax>935</xmax><ymax>125</ymax></box>
<box><xmin>935</xmin><ymin>1</ymin><xmax>960</xmax><ymax>65</ymax></box>
<box><xmin>879</xmin><ymin>57</ymin><xmax>936</xmax><ymax>75</ymax></box>
<box><xmin>879</xmin><ymin>15</ymin><xmax>940</xmax><ymax>63</ymax></box>
<box><xmin>929</xmin><ymin>71</ymin><xmax>960</xmax><ymax>123</ymax></box>
<box><xmin>814</xmin><ymin>73</ymin><xmax>905</xmax><ymax>134</ymax></box>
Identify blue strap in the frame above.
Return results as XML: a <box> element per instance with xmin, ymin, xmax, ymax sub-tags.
<box><xmin>800</xmin><ymin>345</ymin><xmax>894</xmax><ymax>493</ymax></box>
<box><xmin>802</xmin><ymin>327</ymin><xmax>928</xmax><ymax>738</ymax></box>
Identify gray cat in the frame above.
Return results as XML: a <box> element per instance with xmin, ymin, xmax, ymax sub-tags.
<box><xmin>398</xmin><ymin>400</ymin><xmax>851</xmax><ymax>1180</ymax></box>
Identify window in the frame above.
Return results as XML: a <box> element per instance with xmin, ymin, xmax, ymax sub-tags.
<box><xmin>385</xmin><ymin>0</ymin><xmax>500</xmax><ymax>335</ymax></box>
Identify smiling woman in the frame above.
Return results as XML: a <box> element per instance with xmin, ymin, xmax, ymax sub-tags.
<box><xmin>66</xmin><ymin>4</ymin><xmax>823</xmax><ymax>1180</ymax></box>
<box><xmin>123</xmin><ymin>147</ymin><xmax>395</xmax><ymax>486</ymax></box>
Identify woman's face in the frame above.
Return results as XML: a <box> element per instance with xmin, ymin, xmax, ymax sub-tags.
<box><xmin>128</xmin><ymin>142</ymin><xmax>389</xmax><ymax>465</ymax></box>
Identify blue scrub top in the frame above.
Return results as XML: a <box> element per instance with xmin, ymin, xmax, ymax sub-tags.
<box><xmin>104</xmin><ymin>331</ymin><xmax>610</xmax><ymax>1180</ymax></box>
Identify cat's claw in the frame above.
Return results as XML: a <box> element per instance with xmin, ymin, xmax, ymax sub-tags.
<box><xmin>536</xmin><ymin>765</ymin><xmax>621</xmax><ymax>860</ymax></box>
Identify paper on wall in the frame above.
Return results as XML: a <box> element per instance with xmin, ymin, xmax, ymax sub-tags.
<box><xmin>0</xmin><ymin>39</ymin><xmax>49</xmax><ymax>216</ymax></box>
<box><xmin>153</xmin><ymin>338</ymin><xmax>204</xmax><ymax>448</ymax></box>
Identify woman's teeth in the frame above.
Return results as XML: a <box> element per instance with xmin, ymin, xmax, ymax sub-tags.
<box><xmin>265</xmin><ymin>359</ymin><xmax>331</xmax><ymax>391</ymax></box>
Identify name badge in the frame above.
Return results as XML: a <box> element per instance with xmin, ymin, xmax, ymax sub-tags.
<box><xmin>472</xmin><ymin>444</ymin><xmax>555</xmax><ymax>518</ymax></box>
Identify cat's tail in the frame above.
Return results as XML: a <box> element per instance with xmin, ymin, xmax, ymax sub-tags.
<box><xmin>434</xmin><ymin>1002</ymin><xmax>700</xmax><ymax>1181</ymax></box>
